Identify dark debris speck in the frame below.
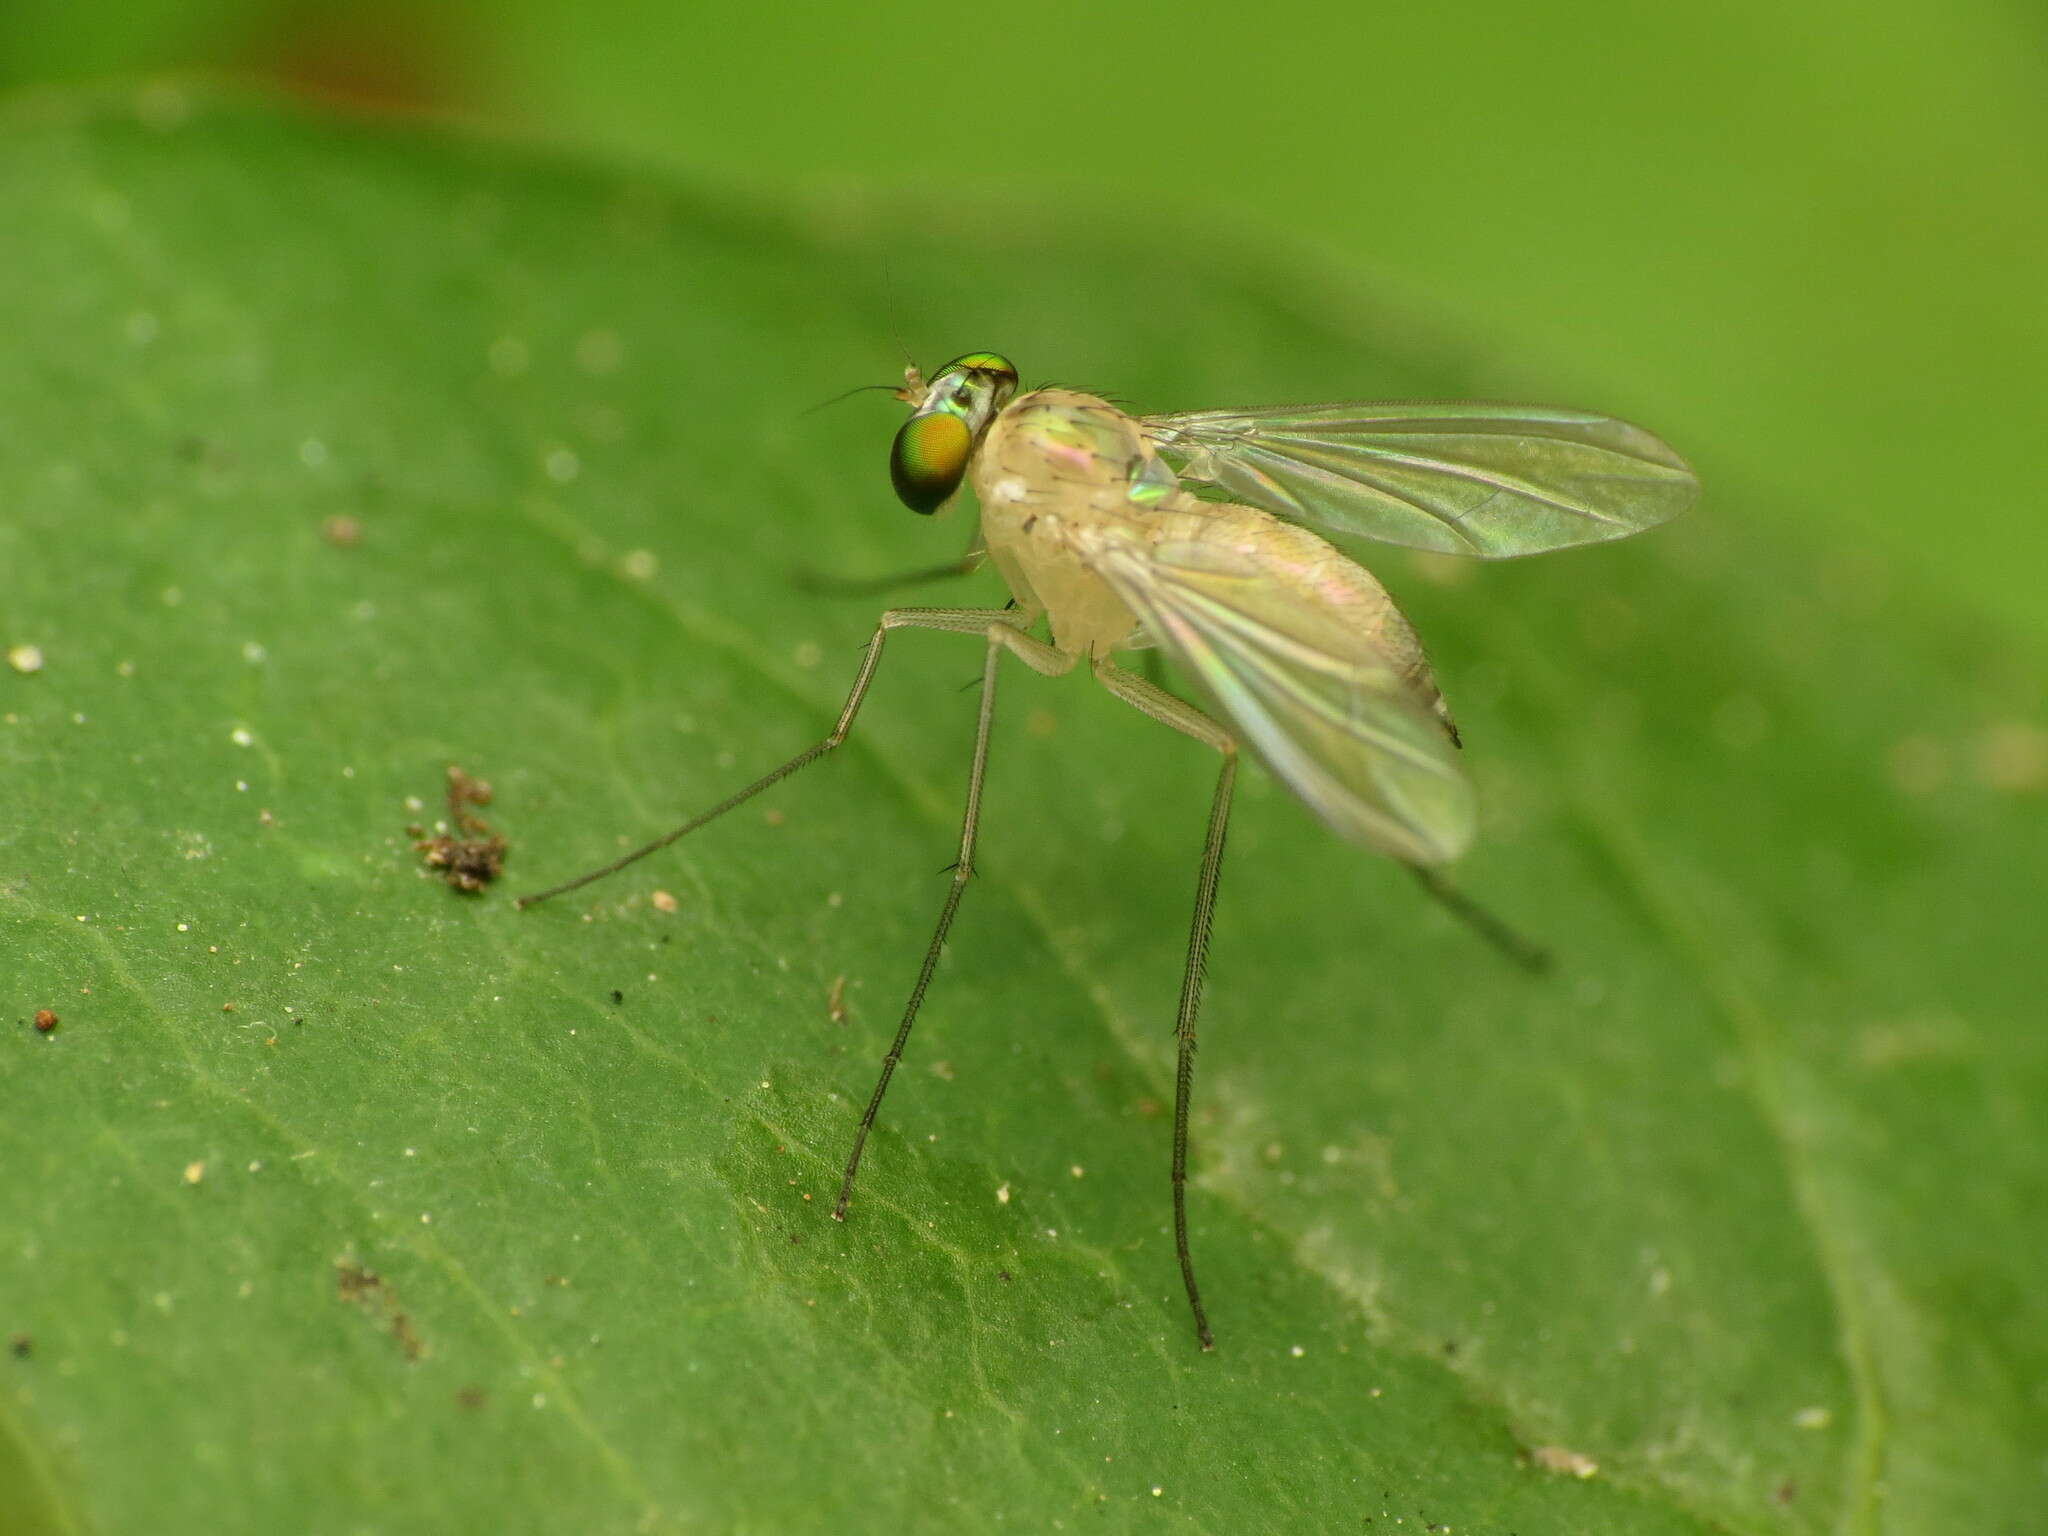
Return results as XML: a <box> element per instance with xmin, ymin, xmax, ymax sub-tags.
<box><xmin>415</xmin><ymin>764</ymin><xmax>508</xmax><ymax>894</ymax></box>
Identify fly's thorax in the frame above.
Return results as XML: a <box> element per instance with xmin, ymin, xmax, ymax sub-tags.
<box><xmin>972</xmin><ymin>389</ymin><xmax>1187</xmax><ymax>563</ymax></box>
<box><xmin>972</xmin><ymin>389</ymin><xmax>1176</xmax><ymax>659</ymax></box>
<box><xmin>971</xmin><ymin>390</ymin><xmax>1168</xmax><ymax>523</ymax></box>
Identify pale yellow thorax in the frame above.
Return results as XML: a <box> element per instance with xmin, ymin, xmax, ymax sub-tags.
<box><xmin>971</xmin><ymin>389</ymin><xmax>1151</xmax><ymax>658</ymax></box>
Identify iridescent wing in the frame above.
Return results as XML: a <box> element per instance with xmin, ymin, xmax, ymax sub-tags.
<box><xmin>1082</xmin><ymin>529</ymin><xmax>1475</xmax><ymax>866</ymax></box>
<box><xmin>1140</xmin><ymin>401</ymin><xmax>1698</xmax><ymax>558</ymax></box>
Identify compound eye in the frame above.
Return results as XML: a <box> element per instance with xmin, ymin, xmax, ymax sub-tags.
<box><xmin>947</xmin><ymin>352</ymin><xmax>1018</xmax><ymax>390</ymax></box>
<box><xmin>890</xmin><ymin>411</ymin><xmax>971</xmax><ymax>514</ymax></box>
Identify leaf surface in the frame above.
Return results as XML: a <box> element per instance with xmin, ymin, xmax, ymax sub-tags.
<box><xmin>1</xmin><ymin>96</ymin><xmax>2041</xmax><ymax>1535</ymax></box>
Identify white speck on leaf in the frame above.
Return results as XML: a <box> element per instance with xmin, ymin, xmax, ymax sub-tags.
<box><xmin>1532</xmin><ymin>1445</ymin><xmax>1598</xmax><ymax>1478</ymax></box>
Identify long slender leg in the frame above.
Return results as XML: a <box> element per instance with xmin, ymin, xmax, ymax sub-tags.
<box><xmin>793</xmin><ymin>550</ymin><xmax>988</xmax><ymax>599</ymax></box>
<box><xmin>1093</xmin><ymin>660</ymin><xmax>1237</xmax><ymax>1351</ymax></box>
<box><xmin>1404</xmin><ymin>864</ymin><xmax>1551</xmax><ymax>973</ymax></box>
<box><xmin>834</xmin><ymin>625</ymin><xmax>1016</xmax><ymax>1219</ymax></box>
<box><xmin>515</xmin><ymin>607</ymin><xmax>1020</xmax><ymax>908</ymax></box>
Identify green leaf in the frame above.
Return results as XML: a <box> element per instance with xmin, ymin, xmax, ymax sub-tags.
<box><xmin>2</xmin><ymin>93</ymin><xmax>2041</xmax><ymax>1535</ymax></box>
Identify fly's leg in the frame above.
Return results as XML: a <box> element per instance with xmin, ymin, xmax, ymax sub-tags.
<box><xmin>1404</xmin><ymin>864</ymin><xmax>1550</xmax><ymax>973</ymax></box>
<box><xmin>795</xmin><ymin>538</ymin><xmax>989</xmax><ymax>599</ymax></box>
<box><xmin>1093</xmin><ymin>659</ymin><xmax>1237</xmax><ymax>1352</ymax></box>
<box><xmin>834</xmin><ymin>622</ymin><xmax>1075</xmax><ymax>1218</ymax></box>
<box><xmin>515</xmin><ymin>607</ymin><xmax>1022</xmax><ymax>908</ymax></box>
<box><xmin>794</xmin><ymin>553</ymin><xmax>983</xmax><ymax>598</ymax></box>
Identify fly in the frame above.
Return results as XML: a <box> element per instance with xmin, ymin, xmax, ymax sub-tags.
<box><xmin>518</xmin><ymin>351</ymin><xmax>1699</xmax><ymax>1350</ymax></box>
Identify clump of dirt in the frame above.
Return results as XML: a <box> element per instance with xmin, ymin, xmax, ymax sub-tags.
<box><xmin>336</xmin><ymin>1257</ymin><xmax>424</xmax><ymax>1361</ymax></box>
<box><xmin>412</xmin><ymin>764</ymin><xmax>507</xmax><ymax>894</ymax></box>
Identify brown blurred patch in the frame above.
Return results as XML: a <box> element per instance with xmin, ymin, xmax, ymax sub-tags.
<box><xmin>336</xmin><ymin>1257</ymin><xmax>425</xmax><ymax>1361</ymax></box>
<box><xmin>232</xmin><ymin>0</ymin><xmax>487</xmax><ymax>116</ymax></box>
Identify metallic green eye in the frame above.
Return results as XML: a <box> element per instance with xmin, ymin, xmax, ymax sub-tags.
<box><xmin>943</xmin><ymin>351</ymin><xmax>1018</xmax><ymax>391</ymax></box>
<box><xmin>891</xmin><ymin>411</ymin><xmax>971</xmax><ymax>513</ymax></box>
<box><xmin>890</xmin><ymin>351</ymin><xmax>1019</xmax><ymax>512</ymax></box>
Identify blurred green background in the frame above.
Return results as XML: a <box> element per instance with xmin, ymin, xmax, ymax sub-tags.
<box><xmin>4</xmin><ymin>6</ymin><xmax>2044</xmax><ymax>1536</ymax></box>
<box><xmin>6</xmin><ymin>0</ymin><xmax>2046</xmax><ymax>641</ymax></box>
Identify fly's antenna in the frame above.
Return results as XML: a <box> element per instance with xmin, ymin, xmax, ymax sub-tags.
<box><xmin>801</xmin><ymin>382</ymin><xmax>904</xmax><ymax>418</ymax></box>
<box><xmin>880</xmin><ymin>253</ymin><xmax>917</xmax><ymax>375</ymax></box>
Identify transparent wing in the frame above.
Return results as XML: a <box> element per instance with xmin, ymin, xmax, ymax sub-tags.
<box><xmin>1086</xmin><ymin>533</ymin><xmax>1475</xmax><ymax>866</ymax></box>
<box><xmin>1141</xmin><ymin>401</ymin><xmax>1698</xmax><ymax>558</ymax></box>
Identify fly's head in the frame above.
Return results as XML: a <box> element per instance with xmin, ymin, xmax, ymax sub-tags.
<box><xmin>889</xmin><ymin>352</ymin><xmax>1018</xmax><ymax>514</ymax></box>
